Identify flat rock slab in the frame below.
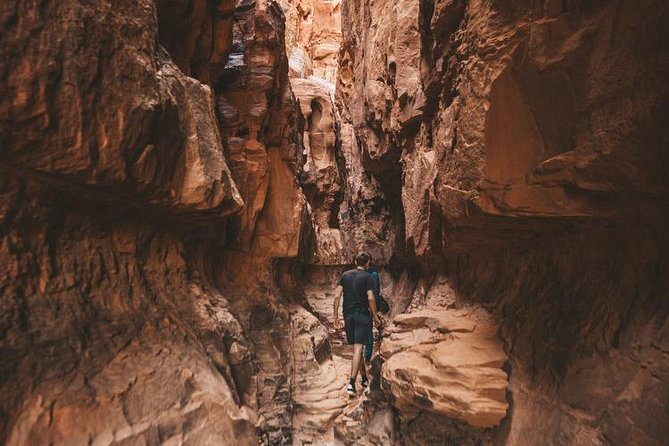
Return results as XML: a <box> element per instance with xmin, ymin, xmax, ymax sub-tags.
<box><xmin>381</xmin><ymin>307</ymin><xmax>509</xmax><ymax>428</ymax></box>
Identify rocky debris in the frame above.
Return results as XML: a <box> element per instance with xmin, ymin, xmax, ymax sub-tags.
<box><xmin>249</xmin><ymin>306</ymin><xmax>294</xmax><ymax>444</ymax></box>
<box><xmin>332</xmin><ymin>394</ymin><xmax>395</xmax><ymax>446</ymax></box>
<box><xmin>297</xmin><ymin>279</ymin><xmax>396</xmax><ymax>445</ymax></box>
<box><xmin>290</xmin><ymin>306</ymin><xmax>350</xmax><ymax>443</ymax></box>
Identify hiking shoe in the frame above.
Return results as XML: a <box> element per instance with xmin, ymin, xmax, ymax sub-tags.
<box><xmin>346</xmin><ymin>383</ymin><xmax>356</xmax><ymax>397</ymax></box>
<box><xmin>360</xmin><ymin>377</ymin><xmax>369</xmax><ymax>389</ymax></box>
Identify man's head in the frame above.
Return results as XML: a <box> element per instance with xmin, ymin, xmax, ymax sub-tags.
<box><xmin>355</xmin><ymin>252</ymin><xmax>370</xmax><ymax>268</ymax></box>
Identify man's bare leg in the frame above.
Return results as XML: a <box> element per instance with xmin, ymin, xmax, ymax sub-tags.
<box><xmin>359</xmin><ymin>352</ymin><xmax>368</xmax><ymax>383</ymax></box>
<box><xmin>350</xmin><ymin>343</ymin><xmax>364</xmax><ymax>381</ymax></box>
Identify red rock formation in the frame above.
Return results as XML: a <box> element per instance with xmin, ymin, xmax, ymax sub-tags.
<box><xmin>291</xmin><ymin>77</ymin><xmax>345</xmax><ymax>264</ymax></box>
<box><xmin>279</xmin><ymin>0</ymin><xmax>342</xmax><ymax>82</ymax></box>
<box><xmin>156</xmin><ymin>0</ymin><xmax>237</xmax><ymax>85</ymax></box>
<box><xmin>282</xmin><ymin>0</ymin><xmax>399</xmax><ymax>265</ymax></box>
<box><xmin>2</xmin><ymin>0</ymin><xmax>668</xmax><ymax>443</ymax></box>
<box><xmin>216</xmin><ymin>0</ymin><xmax>308</xmax><ymax>258</ymax></box>
<box><xmin>0</xmin><ymin>0</ymin><xmax>308</xmax><ymax>444</ymax></box>
<box><xmin>338</xmin><ymin>0</ymin><xmax>669</xmax><ymax>443</ymax></box>
<box><xmin>0</xmin><ymin>0</ymin><xmax>242</xmax><ymax>216</ymax></box>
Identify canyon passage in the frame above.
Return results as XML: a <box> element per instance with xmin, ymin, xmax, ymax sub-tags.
<box><xmin>1</xmin><ymin>0</ymin><xmax>668</xmax><ymax>445</ymax></box>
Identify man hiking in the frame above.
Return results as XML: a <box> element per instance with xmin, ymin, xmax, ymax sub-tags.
<box><xmin>364</xmin><ymin>258</ymin><xmax>386</xmax><ymax>364</ymax></box>
<box><xmin>333</xmin><ymin>252</ymin><xmax>381</xmax><ymax>396</ymax></box>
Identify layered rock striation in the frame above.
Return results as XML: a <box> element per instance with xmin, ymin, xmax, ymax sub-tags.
<box><xmin>382</xmin><ymin>308</ymin><xmax>508</xmax><ymax>429</ymax></box>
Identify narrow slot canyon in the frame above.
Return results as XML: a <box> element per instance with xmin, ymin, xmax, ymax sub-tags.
<box><xmin>1</xmin><ymin>0</ymin><xmax>668</xmax><ymax>445</ymax></box>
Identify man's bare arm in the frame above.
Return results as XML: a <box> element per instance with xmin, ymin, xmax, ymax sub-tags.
<box><xmin>367</xmin><ymin>290</ymin><xmax>380</xmax><ymax>325</ymax></box>
<box><xmin>333</xmin><ymin>285</ymin><xmax>343</xmax><ymax>327</ymax></box>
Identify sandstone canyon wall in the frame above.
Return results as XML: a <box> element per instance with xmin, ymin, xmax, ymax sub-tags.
<box><xmin>337</xmin><ymin>0</ymin><xmax>669</xmax><ymax>444</ymax></box>
<box><xmin>1</xmin><ymin>0</ymin><xmax>668</xmax><ymax>445</ymax></box>
<box><xmin>0</xmin><ymin>0</ymin><xmax>307</xmax><ymax>444</ymax></box>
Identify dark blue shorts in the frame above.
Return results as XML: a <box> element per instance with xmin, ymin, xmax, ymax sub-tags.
<box><xmin>344</xmin><ymin>311</ymin><xmax>371</xmax><ymax>345</ymax></box>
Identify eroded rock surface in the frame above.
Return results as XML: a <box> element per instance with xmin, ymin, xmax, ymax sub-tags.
<box><xmin>2</xmin><ymin>0</ymin><xmax>668</xmax><ymax>444</ymax></box>
<box><xmin>338</xmin><ymin>0</ymin><xmax>669</xmax><ymax>443</ymax></box>
<box><xmin>291</xmin><ymin>78</ymin><xmax>345</xmax><ymax>264</ymax></box>
<box><xmin>280</xmin><ymin>0</ymin><xmax>342</xmax><ymax>83</ymax></box>
<box><xmin>290</xmin><ymin>305</ymin><xmax>350</xmax><ymax>443</ymax></box>
<box><xmin>0</xmin><ymin>0</ymin><xmax>307</xmax><ymax>444</ymax></box>
<box><xmin>1</xmin><ymin>0</ymin><xmax>242</xmax><ymax>217</ymax></box>
<box><xmin>216</xmin><ymin>0</ymin><xmax>308</xmax><ymax>258</ymax></box>
<box><xmin>382</xmin><ymin>308</ymin><xmax>509</xmax><ymax>428</ymax></box>
<box><xmin>0</xmin><ymin>174</ymin><xmax>257</xmax><ymax>444</ymax></box>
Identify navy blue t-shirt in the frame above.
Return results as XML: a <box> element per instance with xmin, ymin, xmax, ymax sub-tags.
<box><xmin>367</xmin><ymin>267</ymin><xmax>382</xmax><ymax>301</ymax></box>
<box><xmin>338</xmin><ymin>268</ymin><xmax>374</xmax><ymax>315</ymax></box>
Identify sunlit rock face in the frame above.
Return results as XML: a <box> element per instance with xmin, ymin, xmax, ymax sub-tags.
<box><xmin>214</xmin><ymin>0</ymin><xmax>308</xmax><ymax>259</ymax></box>
<box><xmin>379</xmin><ymin>278</ymin><xmax>510</xmax><ymax>444</ymax></box>
<box><xmin>280</xmin><ymin>0</ymin><xmax>351</xmax><ymax>265</ymax></box>
<box><xmin>338</xmin><ymin>0</ymin><xmax>669</xmax><ymax>444</ymax></box>
<box><xmin>291</xmin><ymin>77</ymin><xmax>346</xmax><ymax>264</ymax></box>
<box><xmin>382</xmin><ymin>309</ymin><xmax>509</xmax><ymax>428</ymax></box>
<box><xmin>279</xmin><ymin>0</ymin><xmax>342</xmax><ymax>84</ymax></box>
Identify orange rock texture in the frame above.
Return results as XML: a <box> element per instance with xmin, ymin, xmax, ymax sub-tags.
<box><xmin>0</xmin><ymin>0</ymin><xmax>305</xmax><ymax>444</ymax></box>
<box><xmin>338</xmin><ymin>0</ymin><xmax>669</xmax><ymax>443</ymax></box>
<box><xmin>1</xmin><ymin>0</ymin><xmax>668</xmax><ymax>444</ymax></box>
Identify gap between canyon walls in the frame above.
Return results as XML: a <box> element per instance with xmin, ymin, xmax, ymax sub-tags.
<box><xmin>0</xmin><ymin>0</ymin><xmax>668</xmax><ymax>446</ymax></box>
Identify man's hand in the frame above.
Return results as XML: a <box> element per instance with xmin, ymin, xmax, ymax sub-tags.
<box><xmin>334</xmin><ymin>316</ymin><xmax>342</xmax><ymax>329</ymax></box>
<box><xmin>374</xmin><ymin>315</ymin><xmax>382</xmax><ymax>327</ymax></box>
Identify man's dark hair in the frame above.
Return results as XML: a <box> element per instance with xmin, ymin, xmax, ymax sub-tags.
<box><xmin>355</xmin><ymin>252</ymin><xmax>370</xmax><ymax>266</ymax></box>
